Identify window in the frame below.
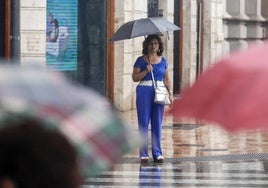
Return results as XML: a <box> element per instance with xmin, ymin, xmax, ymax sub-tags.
<box><xmin>148</xmin><ymin>0</ymin><xmax>159</xmax><ymax>17</ymax></box>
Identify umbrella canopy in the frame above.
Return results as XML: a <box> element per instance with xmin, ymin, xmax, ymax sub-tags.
<box><xmin>109</xmin><ymin>17</ymin><xmax>180</xmax><ymax>41</ymax></box>
<box><xmin>0</xmin><ymin>65</ymin><xmax>142</xmax><ymax>177</ymax></box>
<box><xmin>169</xmin><ymin>41</ymin><xmax>268</xmax><ymax>131</ymax></box>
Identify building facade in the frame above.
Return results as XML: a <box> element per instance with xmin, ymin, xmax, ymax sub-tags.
<box><xmin>0</xmin><ymin>0</ymin><xmax>267</xmax><ymax>111</ymax></box>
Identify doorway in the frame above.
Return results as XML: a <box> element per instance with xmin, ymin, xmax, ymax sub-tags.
<box><xmin>77</xmin><ymin>0</ymin><xmax>107</xmax><ymax>97</ymax></box>
<box><xmin>174</xmin><ymin>0</ymin><xmax>182</xmax><ymax>94</ymax></box>
<box><xmin>0</xmin><ymin>0</ymin><xmax>20</xmax><ymax>62</ymax></box>
<box><xmin>0</xmin><ymin>0</ymin><xmax>7</xmax><ymax>59</ymax></box>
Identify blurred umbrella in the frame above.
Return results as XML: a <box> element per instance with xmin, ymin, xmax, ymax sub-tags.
<box><xmin>109</xmin><ymin>17</ymin><xmax>180</xmax><ymax>41</ymax></box>
<box><xmin>169</xmin><ymin>41</ymin><xmax>268</xmax><ymax>131</ymax></box>
<box><xmin>0</xmin><ymin>65</ymin><xmax>142</xmax><ymax>177</ymax></box>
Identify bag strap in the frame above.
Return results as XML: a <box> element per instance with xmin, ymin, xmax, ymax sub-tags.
<box><xmin>148</xmin><ymin>56</ymin><xmax>157</xmax><ymax>89</ymax></box>
<box><xmin>150</xmin><ymin>70</ymin><xmax>157</xmax><ymax>89</ymax></box>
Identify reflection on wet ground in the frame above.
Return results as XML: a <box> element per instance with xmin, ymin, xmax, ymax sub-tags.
<box><xmin>83</xmin><ymin>110</ymin><xmax>268</xmax><ymax>187</ymax></box>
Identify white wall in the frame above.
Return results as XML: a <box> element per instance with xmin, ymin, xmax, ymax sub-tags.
<box><xmin>20</xmin><ymin>0</ymin><xmax>46</xmax><ymax>68</ymax></box>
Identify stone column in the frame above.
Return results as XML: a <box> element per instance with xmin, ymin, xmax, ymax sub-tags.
<box><xmin>222</xmin><ymin>20</ymin><xmax>230</xmax><ymax>55</ymax></box>
<box><xmin>262</xmin><ymin>0</ymin><xmax>268</xmax><ymax>20</ymax></box>
<box><xmin>245</xmin><ymin>0</ymin><xmax>264</xmax><ymax>20</ymax></box>
<box><xmin>222</xmin><ymin>0</ymin><xmax>230</xmax><ymax>55</ymax></box>
<box><xmin>245</xmin><ymin>0</ymin><xmax>265</xmax><ymax>44</ymax></box>
<box><xmin>226</xmin><ymin>21</ymin><xmax>248</xmax><ymax>51</ymax></box>
<box><xmin>223</xmin><ymin>0</ymin><xmax>231</xmax><ymax>18</ymax></box>
<box><xmin>113</xmin><ymin>0</ymin><xmax>148</xmax><ymax>111</ymax></box>
<box><xmin>226</xmin><ymin>0</ymin><xmax>249</xmax><ymax>20</ymax></box>
<box><xmin>225</xmin><ymin>0</ymin><xmax>248</xmax><ymax>51</ymax></box>
<box><xmin>261</xmin><ymin>0</ymin><xmax>268</xmax><ymax>38</ymax></box>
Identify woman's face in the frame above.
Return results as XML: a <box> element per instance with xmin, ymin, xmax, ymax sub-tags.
<box><xmin>147</xmin><ymin>38</ymin><xmax>159</xmax><ymax>53</ymax></box>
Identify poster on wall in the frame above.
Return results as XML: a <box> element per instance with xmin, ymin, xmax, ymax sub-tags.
<box><xmin>46</xmin><ymin>0</ymin><xmax>78</xmax><ymax>71</ymax></box>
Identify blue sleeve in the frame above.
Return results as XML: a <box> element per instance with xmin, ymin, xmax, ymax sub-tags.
<box><xmin>163</xmin><ymin>57</ymin><xmax>168</xmax><ymax>69</ymax></box>
<box><xmin>134</xmin><ymin>56</ymin><xmax>147</xmax><ymax>70</ymax></box>
<box><xmin>134</xmin><ymin>56</ymin><xmax>153</xmax><ymax>81</ymax></box>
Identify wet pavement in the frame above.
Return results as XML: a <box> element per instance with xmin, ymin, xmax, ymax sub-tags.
<box><xmin>82</xmin><ymin>109</ymin><xmax>268</xmax><ymax>187</ymax></box>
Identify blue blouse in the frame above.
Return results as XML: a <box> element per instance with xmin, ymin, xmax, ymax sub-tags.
<box><xmin>134</xmin><ymin>56</ymin><xmax>168</xmax><ymax>81</ymax></box>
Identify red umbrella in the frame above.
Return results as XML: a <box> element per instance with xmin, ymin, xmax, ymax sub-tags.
<box><xmin>169</xmin><ymin>41</ymin><xmax>268</xmax><ymax>131</ymax></box>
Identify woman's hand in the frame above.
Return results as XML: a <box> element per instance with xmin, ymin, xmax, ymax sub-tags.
<box><xmin>168</xmin><ymin>92</ymin><xmax>174</xmax><ymax>107</ymax></box>
<box><xmin>146</xmin><ymin>64</ymin><xmax>153</xmax><ymax>72</ymax></box>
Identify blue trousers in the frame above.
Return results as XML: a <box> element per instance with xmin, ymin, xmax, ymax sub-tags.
<box><xmin>136</xmin><ymin>85</ymin><xmax>164</xmax><ymax>158</ymax></box>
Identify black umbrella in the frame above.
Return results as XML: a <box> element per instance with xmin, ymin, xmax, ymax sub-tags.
<box><xmin>109</xmin><ymin>17</ymin><xmax>180</xmax><ymax>41</ymax></box>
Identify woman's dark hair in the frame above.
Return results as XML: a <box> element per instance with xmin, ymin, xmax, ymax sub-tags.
<box><xmin>0</xmin><ymin>119</ymin><xmax>81</xmax><ymax>188</ymax></box>
<box><xmin>142</xmin><ymin>34</ymin><xmax>164</xmax><ymax>56</ymax></box>
<box><xmin>53</xmin><ymin>19</ymin><xmax>59</xmax><ymax>28</ymax></box>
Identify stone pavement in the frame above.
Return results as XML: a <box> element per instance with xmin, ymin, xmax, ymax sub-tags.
<box><xmin>82</xmin><ymin>109</ymin><xmax>268</xmax><ymax>187</ymax></box>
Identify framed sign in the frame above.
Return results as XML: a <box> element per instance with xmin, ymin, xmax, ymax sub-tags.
<box><xmin>46</xmin><ymin>0</ymin><xmax>78</xmax><ymax>71</ymax></box>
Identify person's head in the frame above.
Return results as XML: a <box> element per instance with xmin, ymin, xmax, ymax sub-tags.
<box><xmin>142</xmin><ymin>34</ymin><xmax>164</xmax><ymax>56</ymax></box>
<box><xmin>53</xmin><ymin>19</ymin><xmax>59</xmax><ymax>29</ymax></box>
<box><xmin>48</xmin><ymin>12</ymin><xmax>53</xmax><ymax>23</ymax></box>
<box><xmin>0</xmin><ymin>118</ymin><xmax>82</xmax><ymax>188</ymax></box>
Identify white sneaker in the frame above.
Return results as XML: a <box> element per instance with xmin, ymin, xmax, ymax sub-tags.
<box><xmin>140</xmin><ymin>156</ymin><xmax>149</xmax><ymax>163</ymax></box>
<box><xmin>154</xmin><ymin>156</ymin><xmax>164</xmax><ymax>163</ymax></box>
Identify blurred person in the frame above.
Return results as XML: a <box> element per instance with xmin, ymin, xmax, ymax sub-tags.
<box><xmin>0</xmin><ymin>119</ymin><xmax>82</xmax><ymax>188</ymax></box>
<box><xmin>0</xmin><ymin>65</ymin><xmax>142</xmax><ymax>188</ymax></box>
<box><xmin>46</xmin><ymin>12</ymin><xmax>54</xmax><ymax>36</ymax></box>
<box><xmin>47</xmin><ymin>19</ymin><xmax>59</xmax><ymax>42</ymax></box>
